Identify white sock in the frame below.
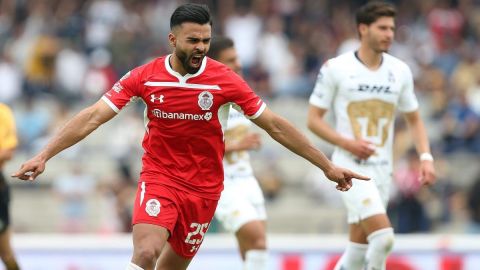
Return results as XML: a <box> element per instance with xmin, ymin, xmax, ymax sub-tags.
<box><xmin>334</xmin><ymin>242</ymin><xmax>368</xmax><ymax>270</ymax></box>
<box><xmin>126</xmin><ymin>262</ymin><xmax>144</xmax><ymax>270</ymax></box>
<box><xmin>365</xmin><ymin>228</ymin><xmax>394</xmax><ymax>270</ymax></box>
<box><xmin>244</xmin><ymin>249</ymin><xmax>268</xmax><ymax>270</ymax></box>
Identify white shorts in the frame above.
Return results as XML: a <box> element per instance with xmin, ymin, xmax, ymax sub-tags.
<box><xmin>215</xmin><ymin>177</ymin><xmax>266</xmax><ymax>233</ymax></box>
<box><xmin>333</xmin><ymin>151</ymin><xmax>392</xmax><ymax>224</ymax></box>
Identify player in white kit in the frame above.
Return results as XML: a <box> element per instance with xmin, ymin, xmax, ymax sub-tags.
<box><xmin>307</xmin><ymin>2</ymin><xmax>436</xmax><ymax>270</ymax></box>
<box><xmin>207</xmin><ymin>37</ymin><xmax>268</xmax><ymax>270</ymax></box>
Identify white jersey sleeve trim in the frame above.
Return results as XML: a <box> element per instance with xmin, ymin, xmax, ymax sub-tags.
<box><xmin>101</xmin><ymin>96</ymin><xmax>120</xmax><ymax>113</ymax></box>
<box><xmin>247</xmin><ymin>102</ymin><xmax>266</xmax><ymax>119</ymax></box>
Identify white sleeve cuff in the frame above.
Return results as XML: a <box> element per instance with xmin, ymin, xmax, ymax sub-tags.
<box><xmin>247</xmin><ymin>102</ymin><xmax>266</xmax><ymax>119</ymax></box>
<box><xmin>101</xmin><ymin>96</ymin><xmax>120</xmax><ymax>113</ymax></box>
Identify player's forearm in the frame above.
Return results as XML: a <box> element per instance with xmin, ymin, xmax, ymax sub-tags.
<box><xmin>38</xmin><ymin>106</ymin><xmax>105</xmax><ymax>162</ymax></box>
<box><xmin>307</xmin><ymin>116</ymin><xmax>348</xmax><ymax>149</ymax></box>
<box><xmin>266</xmin><ymin>116</ymin><xmax>334</xmax><ymax>172</ymax></box>
<box><xmin>409</xmin><ymin>121</ymin><xmax>431</xmax><ymax>154</ymax></box>
<box><xmin>405</xmin><ymin>111</ymin><xmax>431</xmax><ymax>154</ymax></box>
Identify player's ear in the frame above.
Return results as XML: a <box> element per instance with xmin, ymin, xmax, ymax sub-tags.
<box><xmin>358</xmin><ymin>23</ymin><xmax>368</xmax><ymax>39</ymax></box>
<box><xmin>168</xmin><ymin>32</ymin><xmax>176</xmax><ymax>48</ymax></box>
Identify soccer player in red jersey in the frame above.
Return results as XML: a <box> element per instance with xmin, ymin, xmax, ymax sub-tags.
<box><xmin>13</xmin><ymin>4</ymin><xmax>369</xmax><ymax>270</ymax></box>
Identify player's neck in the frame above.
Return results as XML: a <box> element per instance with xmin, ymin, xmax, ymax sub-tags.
<box><xmin>170</xmin><ymin>53</ymin><xmax>189</xmax><ymax>76</ymax></box>
<box><xmin>356</xmin><ymin>46</ymin><xmax>383</xmax><ymax>70</ymax></box>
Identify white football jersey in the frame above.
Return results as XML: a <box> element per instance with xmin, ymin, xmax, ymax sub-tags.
<box><xmin>223</xmin><ymin>105</ymin><xmax>255</xmax><ymax>182</ymax></box>
<box><xmin>309</xmin><ymin>52</ymin><xmax>418</xmax><ymax>171</ymax></box>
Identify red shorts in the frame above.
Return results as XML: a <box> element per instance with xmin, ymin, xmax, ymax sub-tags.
<box><xmin>132</xmin><ymin>181</ymin><xmax>218</xmax><ymax>259</ymax></box>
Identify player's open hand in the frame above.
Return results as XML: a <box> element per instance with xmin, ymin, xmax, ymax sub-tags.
<box><xmin>238</xmin><ymin>133</ymin><xmax>261</xmax><ymax>151</ymax></box>
<box><xmin>343</xmin><ymin>138</ymin><xmax>376</xmax><ymax>160</ymax></box>
<box><xmin>420</xmin><ymin>160</ymin><xmax>435</xmax><ymax>186</ymax></box>
<box><xmin>11</xmin><ymin>155</ymin><xmax>46</xmax><ymax>181</ymax></box>
<box><xmin>324</xmin><ymin>165</ymin><xmax>370</xmax><ymax>192</ymax></box>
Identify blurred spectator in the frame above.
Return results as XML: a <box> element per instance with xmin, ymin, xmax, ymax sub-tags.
<box><xmin>15</xmin><ymin>97</ymin><xmax>51</xmax><ymax>151</ymax></box>
<box><xmin>466</xmin><ymin>76</ymin><xmax>480</xmax><ymax>115</ymax></box>
<box><xmin>416</xmin><ymin>62</ymin><xmax>449</xmax><ymax>118</ymax></box>
<box><xmin>258</xmin><ymin>15</ymin><xmax>309</xmax><ymax>97</ymax></box>
<box><xmin>467</xmin><ymin>176</ymin><xmax>480</xmax><ymax>233</ymax></box>
<box><xmin>83</xmin><ymin>48</ymin><xmax>117</xmax><ymax>101</ymax></box>
<box><xmin>85</xmin><ymin>0</ymin><xmax>125</xmax><ymax>50</ymax></box>
<box><xmin>54</xmin><ymin>42</ymin><xmax>88</xmax><ymax>102</ymax></box>
<box><xmin>52</xmin><ymin>163</ymin><xmax>95</xmax><ymax>233</ymax></box>
<box><xmin>427</xmin><ymin>0</ymin><xmax>465</xmax><ymax>53</ymax></box>
<box><xmin>0</xmin><ymin>51</ymin><xmax>21</xmax><ymax>104</ymax></box>
<box><xmin>224</xmin><ymin>3</ymin><xmax>262</xmax><ymax>70</ymax></box>
<box><xmin>24</xmin><ymin>35</ymin><xmax>60</xmax><ymax>96</ymax></box>
<box><xmin>389</xmin><ymin>149</ymin><xmax>431</xmax><ymax>233</ymax></box>
<box><xmin>441</xmin><ymin>92</ymin><xmax>480</xmax><ymax>153</ymax></box>
<box><xmin>450</xmin><ymin>43</ymin><xmax>480</xmax><ymax>94</ymax></box>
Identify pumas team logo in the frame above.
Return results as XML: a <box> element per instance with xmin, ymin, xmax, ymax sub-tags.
<box><xmin>145</xmin><ymin>199</ymin><xmax>161</xmax><ymax>217</ymax></box>
<box><xmin>198</xmin><ymin>91</ymin><xmax>213</xmax><ymax>110</ymax></box>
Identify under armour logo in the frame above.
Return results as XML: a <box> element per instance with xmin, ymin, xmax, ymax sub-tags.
<box><xmin>151</xmin><ymin>94</ymin><xmax>164</xmax><ymax>103</ymax></box>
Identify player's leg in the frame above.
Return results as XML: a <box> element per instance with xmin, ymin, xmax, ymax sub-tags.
<box><xmin>0</xmin><ymin>184</ymin><xmax>19</xmax><ymax>270</ymax></box>
<box><xmin>129</xmin><ymin>223</ymin><xmax>169</xmax><ymax>270</ymax></box>
<box><xmin>335</xmin><ymin>170</ymin><xmax>391</xmax><ymax>270</ymax></box>
<box><xmin>216</xmin><ymin>178</ymin><xmax>268</xmax><ymax>270</ymax></box>
<box><xmin>360</xmin><ymin>177</ymin><xmax>395</xmax><ymax>270</ymax></box>
<box><xmin>127</xmin><ymin>182</ymin><xmax>179</xmax><ymax>270</ymax></box>
<box><xmin>0</xmin><ymin>228</ymin><xmax>20</xmax><ymax>270</ymax></box>
<box><xmin>361</xmin><ymin>214</ymin><xmax>394</xmax><ymax>270</ymax></box>
<box><xmin>334</xmin><ymin>224</ymin><xmax>368</xmax><ymax>270</ymax></box>
<box><xmin>155</xmin><ymin>243</ymin><xmax>192</xmax><ymax>270</ymax></box>
<box><xmin>156</xmin><ymin>188</ymin><xmax>218</xmax><ymax>270</ymax></box>
<box><xmin>235</xmin><ymin>220</ymin><xmax>267</xmax><ymax>270</ymax></box>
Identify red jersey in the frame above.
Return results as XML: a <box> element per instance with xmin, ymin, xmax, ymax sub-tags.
<box><xmin>102</xmin><ymin>55</ymin><xmax>265</xmax><ymax>199</ymax></box>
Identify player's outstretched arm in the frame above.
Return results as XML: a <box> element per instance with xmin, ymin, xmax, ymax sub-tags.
<box><xmin>12</xmin><ymin>100</ymin><xmax>117</xmax><ymax>181</ymax></box>
<box><xmin>251</xmin><ymin>107</ymin><xmax>369</xmax><ymax>191</ymax></box>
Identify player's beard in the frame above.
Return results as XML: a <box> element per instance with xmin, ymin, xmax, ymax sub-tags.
<box><xmin>177</xmin><ymin>49</ymin><xmax>203</xmax><ymax>74</ymax></box>
<box><xmin>369</xmin><ymin>38</ymin><xmax>389</xmax><ymax>53</ymax></box>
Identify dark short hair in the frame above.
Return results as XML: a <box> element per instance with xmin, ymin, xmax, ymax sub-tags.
<box><xmin>170</xmin><ymin>3</ymin><xmax>212</xmax><ymax>30</ymax></box>
<box><xmin>356</xmin><ymin>1</ymin><xmax>396</xmax><ymax>26</ymax></box>
<box><xmin>207</xmin><ymin>36</ymin><xmax>234</xmax><ymax>60</ymax></box>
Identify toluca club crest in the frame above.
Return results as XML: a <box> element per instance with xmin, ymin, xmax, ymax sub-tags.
<box><xmin>198</xmin><ymin>91</ymin><xmax>213</xmax><ymax>110</ymax></box>
<box><xmin>145</xmin><ymin>199</ymin><xmax>161</xmax><ymax>217</ymax></box>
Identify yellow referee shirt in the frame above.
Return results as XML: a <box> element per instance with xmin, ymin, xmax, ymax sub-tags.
<box><xmin>0</xmin><ymin>103</ymin><xmax>18</xmax><ymax>152</ymax></box>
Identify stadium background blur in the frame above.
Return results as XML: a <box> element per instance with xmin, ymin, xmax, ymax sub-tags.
<box><xmin>1</xmin><ymin>0</ymin><xmax>480</xmax><ymax>240</ymax></box>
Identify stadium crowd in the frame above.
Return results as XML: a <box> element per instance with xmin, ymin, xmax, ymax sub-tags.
<box><xmin>1</xmin><ymin>0</ymin><xmax>480</xmax><ymax>234</ymax></box>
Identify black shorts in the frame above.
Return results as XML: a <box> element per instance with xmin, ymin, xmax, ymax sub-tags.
<box><xmin>0</xmin><ymin>172</ymin><xmax>10</xmax><ymax>233</ymax></box>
